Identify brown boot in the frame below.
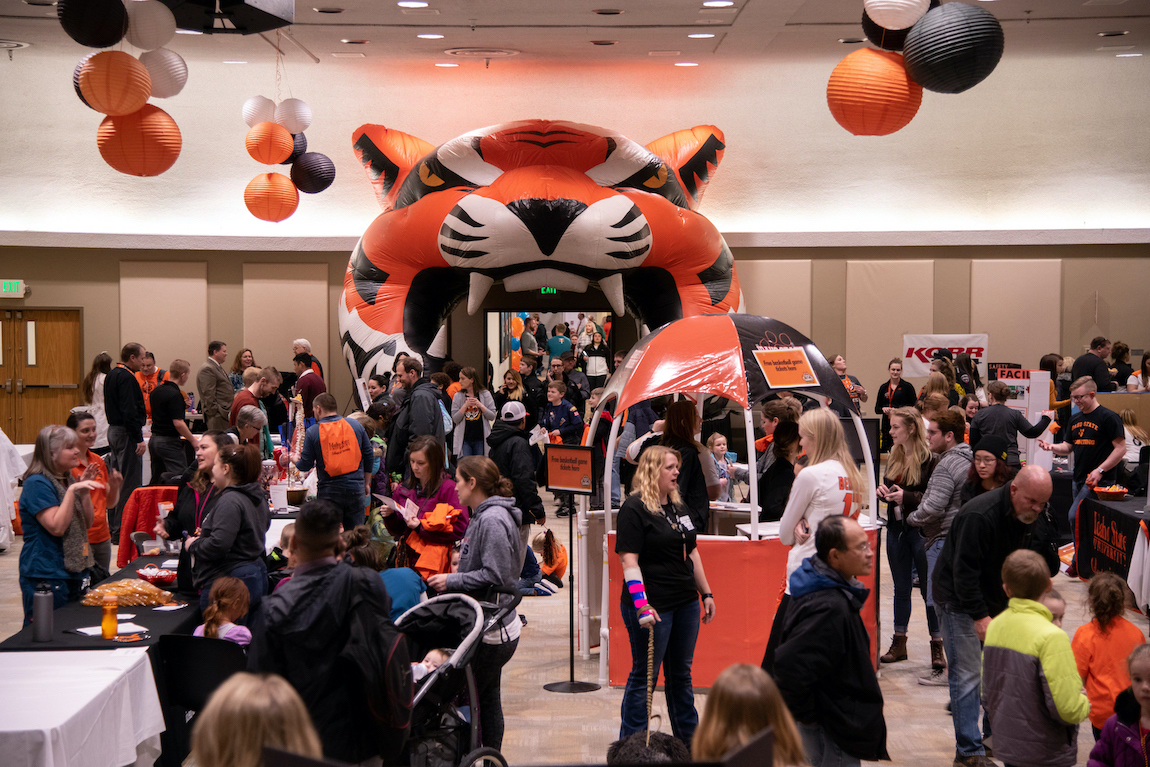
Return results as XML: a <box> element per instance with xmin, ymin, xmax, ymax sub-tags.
<box><xmin>880</xmin><ymin>634</ymin><xmax>908</xmax><ymax>663</ymax></box>
<box><xmin>930</xmin><ymin>638</ymin><xmax>947</xmax><ymax>670</ymax></box>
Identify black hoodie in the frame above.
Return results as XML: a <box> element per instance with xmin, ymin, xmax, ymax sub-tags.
<box><xmin>188</xmin><ymin>481</ymin><xmax>270</xmax><ymax>588</ymax></box>
<box><xmin>487</xmin><ymin>420</ymin><xmax>545</xmax><ymax>522</ymax></box>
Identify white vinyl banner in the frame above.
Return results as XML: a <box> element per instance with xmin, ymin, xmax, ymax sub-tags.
<box><xmin>902</xmin><ymin>334</ymin><xmax>989</xmax><ymax>378</ymax></box>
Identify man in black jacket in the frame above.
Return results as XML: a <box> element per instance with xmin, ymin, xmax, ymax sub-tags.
<box><xmin>1071</xmin><ymin>335</ymin><xmax>1116</xmax><ymax>393</ymax></box>
<box><xmin>775</xmin><ymin>515</ymin><xmax>888</xmax><ymax>766</ymax></box>
<box><xmin>104</xmin><ymin>342</ymin><xmax>147</xmax><ymax>539</ymax></box>
<box><xmin>488</xmin><ymin>401</ymin><xmax>545</xmax><ymax>526</ymax></box>
<box><xmin>385</xmin><ymin>356</ymin><xmax>446</xmax><ymax>475</ymax></box>
<box><xmin>248</xmin><ymin>500</ymin><xmax>410</xmax><ymax>764</ymax></box>
<box><xmin>932</xmin><ymin>465</ymin><xmax>1059</xmax><ymax>767</ymax></box>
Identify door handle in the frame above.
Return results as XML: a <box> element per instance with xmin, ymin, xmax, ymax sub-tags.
<box><xmin>15</xmin><ymin>379</ymin><xmax>22</xmax><ymax>394</ymax></box>
<box><xmin>3</xmin><ymin>379</ymin><xmax>9</xmax><ymax>393</ymax></box>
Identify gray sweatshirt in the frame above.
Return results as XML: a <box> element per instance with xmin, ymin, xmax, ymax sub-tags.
<box><xmin>907</xmin><ymin>442</ymin><xmax>973</xmax><ymax>548</ymax></box>
<box><xmin>444</xmin><ymin>495</ymin><xmax>523</xmax><ymax>636</ymax></box>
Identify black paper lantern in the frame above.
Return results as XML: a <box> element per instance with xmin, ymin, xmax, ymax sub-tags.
<box><xmin>281</xmin><ymin>132</ymin><xmax>308</xmax><ymax>166</ymax></box>
<box><xmin>903</xmin><ymin>2</ymin><xmax>1004</xmax><ymax>94</ymax></box>
<box><xmin>291</xmin><ymin>152</ymin><xmax>336</xmax><ymax>194</ymax></box>
<box><xmin>862</xmin><ymin>0</ymin><xmax>938</xmax><ymax>51</ymax></box>
<box><xmin>58</xmin><ymin>0</ymin><xmax>128</xmax><ymax>49</ymax></box>
<box><xmin>73</xmin><ymin>53</ymin><xmax>97</xmax><ymax>109</ymax></box>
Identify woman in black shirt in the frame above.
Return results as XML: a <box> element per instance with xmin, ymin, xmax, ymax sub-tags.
<box><xmin>875</xmin><ymin>358</ymin><xmax>917</xmax><ymax>452</ymax></box>
<box><xmin>616</xmin><ymin>445</ymin><xmax>715</xmax><ymax>747</ymax></box>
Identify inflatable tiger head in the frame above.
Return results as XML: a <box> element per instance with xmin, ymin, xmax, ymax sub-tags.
<box><xmin>340</xmin><ymin>119</ymin><xmax>744</xmax><ymax>379</ymax></box>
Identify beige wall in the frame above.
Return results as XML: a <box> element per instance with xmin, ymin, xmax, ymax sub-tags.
<box><xmin>120</xmin><ymin>261</ymin><xmax>207</xmax><ymax>370</ymax></box>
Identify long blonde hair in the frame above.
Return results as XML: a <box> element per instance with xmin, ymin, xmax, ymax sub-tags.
<box><xmin>630</xmin><ymin>445</ymin><xmax>682</xmax><ymax>513</ymax></box>
<box><xmin>1123</xmin><ymin>409</ymin><xmax>1149</xmax><ymax>444</ymax></box>
<box><xmin>885</xmin><ymin>407</ymin><xmax>932</xmax><ymax>487</ymax></box>
<box><xmin>692</xmin><ymin>664</ymin><xmax>808</xmax><ymax>766</ymax></box>
<box><xmin>798</xmin><ymin>408</ymin><xmax>867</xmax><ymax>509</ymax></box>
<box><xmin>923</xmin><ymin>371</ymin><xmax>950</xmax><ymax>399</ymax></box>
<box><xmin>190</xmin><ymin>673</ymin><xmax>322</xmax><ymax>767</ymax></box>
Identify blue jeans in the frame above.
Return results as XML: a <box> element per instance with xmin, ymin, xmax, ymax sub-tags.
<box><xmin>199</xmin><ymin>559</ymin><xmax>268</xmax><ymax>617</ymax></box>
<box><xmin>887</xmin><ymin>521</ymin><xmax>939</xmax><ymax>636</ymax></box>
<box><xmin>924</xmin><ymin>538</ymin><xmax>942</xmax><ymax>609</ymax></box>
<box><xmin>461</xmin><ymin>440</ymin><xmax>485</xmax><ymax>458</ymax></box>
<box><xmin>1069</xmin><ymin>480</ymin><xmax>1095</xmax><ymax>564</ymax></box>
<box><xmin>319</xmin><ymin>480</ymin><xmax>367</xmax><ymax>534</ymax></box>
<box><xmin>619</xmin><ymin>594</ymin><xmax>701</xmax><ymax>745</ymax></box>
<box><xmin>936</xmin><ymin>604</ymin><xmax>986</xmax><ymax>757</ymax></box>
<box><xmin>798</xmin><ymin>722</ymin><xmax>860</xmax><ymax>767</ymax></box>
<box><xmin>612</xmin><ymin>424</ymin><xmax>636</xmax><ymax>505</ymax></box>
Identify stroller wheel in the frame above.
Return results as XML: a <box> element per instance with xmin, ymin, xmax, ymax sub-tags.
<box><xmin>458</xmin><ymin>747</ymin><xmax>509</xmax><ymax>767</ymax></box>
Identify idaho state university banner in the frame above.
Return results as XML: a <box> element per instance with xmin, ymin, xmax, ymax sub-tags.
<box><xmin>902</xmin><ymin>334</ymin><xmax>989</xmax><ymax>378</ymax></box>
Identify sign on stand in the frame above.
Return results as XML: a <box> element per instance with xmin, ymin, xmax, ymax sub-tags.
<box><xmin>545</xmin><ymin>444</ymin><xmax>594</xmax><ymax>495</ymax></box>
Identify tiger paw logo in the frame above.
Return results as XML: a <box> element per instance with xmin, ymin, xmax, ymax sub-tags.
<box><xmin>339</xmin><ymin>119</ymin><xmax>744</xmax><ymax>380</ymax></box>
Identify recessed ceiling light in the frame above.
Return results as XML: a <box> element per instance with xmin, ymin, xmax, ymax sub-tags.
<box><xmin>839</xmin><ymin>37</ymin><xmax>865</xmax><ymax>44</ymax></box>
<box><xmin>1098</xmin><ymin>30</ymin><xmax>1130</xmax><ymax>37</ymax></box>
<box><xmin>417</xmin><ymin>33</ymin><xmax>444</xmax><ymax>39</ymax></box>
<box><xmin>341</xmin><ymin>39</ymin><xmax>369</xmax><ymax>44</ymax></box>
<box><xmin>176</xmin><ymin>29</ymin><xmax>203</xmax><ymax>34</ymax></box>
<box><xmin>313</xmin><ymin>6</ymin><xmax>345</xmax><ymax>13</ymax></box>
<box><xmin>688</xmin><ymin>33</ymin><xmax>715</xmax><ymax>38</ymax></box>
<box><xmin>223</xmin><ymin>60</ymin><xmax>247</xmax><ymax>64</ymax></box>
<box><xmin>397</xmin><ymin>1</ymin><xmax>427</xmax><ymax>7</ymax></box>
<box><xmin>434</xmin><ymin>62</ymin><xmax>458</xmax><ymax>67</ymax></box>
<box><xmin>591</xmin><ymin>40</ymin><xmax>618</xmax><ymax>45</ymax></box>
<box><xmin>675</xmin><ymin>62</ymin><xmax>699</xmax><ymax>67</ymax></box>
<box><xmin>592</xmin><ymin>8</ymin><xmax>623</xmax><ymax>14</ymax></box>
<box><xmin>703</xmin><ymin>0</ymin><xmax>734</xmax><ymax>6</ymax></box>
<box><xmin>1116</xmin><ymin>52</ymin><xmax>1142</xmax><ymax>57</ymax></box>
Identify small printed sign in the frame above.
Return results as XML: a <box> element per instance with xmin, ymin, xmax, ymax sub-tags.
<box><xmin>752</xmin><ymin>347</ymin><xmax>820</xmax><ymax>389</ymax></box>
<box><xmin>545</xmin><ymin>444</ymin><xmax>594</xmax><ymax>495</ymax></box>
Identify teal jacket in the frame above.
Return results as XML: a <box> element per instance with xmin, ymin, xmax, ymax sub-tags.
<box><xmin>982</xmin><ymin>598</ymin><xmax>1091</xmax><ymax>767</ymax></box>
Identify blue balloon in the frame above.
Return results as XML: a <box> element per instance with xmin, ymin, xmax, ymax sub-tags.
<box><xmin>517</xmin><ymin>312</ymin><xmax>529</xmax><ymax>320</ymax></box>
<box><xmin>510</xmin><ymin>337</ymin><xmax>520</xmax><ymax>351</ymax></box>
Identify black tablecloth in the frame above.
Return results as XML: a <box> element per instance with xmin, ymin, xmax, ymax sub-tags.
<box><xmin>0</xmin><ymin>556</ymin><xmax>200</xmax><ymax>651</ymax></box>
<box><xmin>1075</xmin><ymin>495</ymin><xmax>1147</xmax><ymax>580</ymax></box>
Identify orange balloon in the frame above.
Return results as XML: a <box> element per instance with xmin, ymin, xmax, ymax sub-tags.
<box><xmin>246</xmin><ymin>122</ymin><xmax>293</xmax><ymax>165</ymax></box>
<box><xmin>510</xmin><ymin>350</ymin><xmax>521</xmax><ymax>370</ymax></box>
<box><xmin>245</xmin><ymin>172</ymin><xmax>299</xmax><ymax>222</ymax></box>
<box><xmin>97</xmin><ymin>104</ymin><xmax>181</xmax><ymax>176</ymax></box>
<box><xmin>827</xmin><ymin>49</ymin><xmax>922</xmax><ymax>136</ymax></box>
<box><xmin>510</xmin><ymin>316</ymin><xmax>524</xmax><ymax>336</ymax></box>
<box><xmin>79</xmin><ymin>51</ymin><xmax>152</xmax><ymax>117</ymax></box>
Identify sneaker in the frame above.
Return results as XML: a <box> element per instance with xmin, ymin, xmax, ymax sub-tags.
<box><xmin>919</xmin><ymin>667</ymin><xmax>949</xmax><ymax>686</ymax></box>
<box><xmin>952</xmin><ymin>754</ymin><xmax>995</xmax><ymax>767</ymax></box>
<box><xmin>555</xmin><ymin>508</ymin><xmax>571</xmax><ymax>518</ymax></box>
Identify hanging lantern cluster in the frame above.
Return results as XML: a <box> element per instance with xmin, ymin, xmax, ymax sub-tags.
<box><xmin>827</xmin><ymin>0</ymin><xmax>1004</xmax><ymax>136</ymax></box>
<box><xmin>61</xmin><ymin>0</ymin><xmax>187</xmax><ymax>176</ymax></box>
<box><xmin>241</xmin><ymin>95</ymin><xmax>335</xmax><ymax>222</ymax></box>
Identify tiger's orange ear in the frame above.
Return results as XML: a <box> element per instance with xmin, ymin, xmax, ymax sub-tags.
<box><xmin>352</xmin><ymin>124</ymin><xmax>437</xmax><ymax>212</ymax></box>
<box><xmin>645</xmin><ymin>126</ymin><xmax>726</xmax><ymax>210</ymax></box>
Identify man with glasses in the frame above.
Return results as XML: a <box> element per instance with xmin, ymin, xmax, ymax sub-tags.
<box><xmin>932</xmin><ymin>465</ymin><xmax>1060</xmax><ymax>767</ymax></box>
<box><xmin>774</xmin><ymin>515</ymin><xmax>889</xmax><ymax>767</ymax></box>
<box><xmin>1038</xmin><ymin>376</ymin><xmax>1125</xmax><ymax>574</ymax></box>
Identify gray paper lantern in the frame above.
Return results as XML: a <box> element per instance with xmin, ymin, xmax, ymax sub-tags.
<box><xmin>58</xmin><ymin>0</ymin><xmax>128</xmax><ymax>49</ymax></box>
<box><xmin>903</xmin><ymin>2</ymin><xmax>1004</xmax><ymax>94</ymax></box>
<box><xmin>281</xmin><ymin>132</ymin><xmax>308</xmax><ymax>166</ymax></box>
<box><xmin>291</xmin><ymin>152</ymin><xmax>335</xmax><ymax>194</ymax></box>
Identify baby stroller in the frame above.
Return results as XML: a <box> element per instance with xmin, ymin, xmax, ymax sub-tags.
<box><xmin>396</xmin><ymin>589</ymin><xmax>522</xmax><ymax>767</ymax></box>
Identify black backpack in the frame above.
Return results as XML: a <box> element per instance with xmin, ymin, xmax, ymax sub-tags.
<box><xmin>339</xmin><ymin>569</ymin><xmax>414</xmax><ymax>765</ymax></box>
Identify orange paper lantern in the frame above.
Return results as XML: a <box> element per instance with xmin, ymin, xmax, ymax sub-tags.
<box><xmin>826</xmin><ymin>48</ymin><xmax>922</xmax><ymax>136</ymax></box>
<box><xmin>78</xmin><ymin>51</ymin><xmax>152</xmax><ymax>117</ymax></box>
<box><xmin>246</xmin><ymin>122</ymin><xmax>293</xmax><ymax>165</ymax></box>
<box><xmin>97</xmin><ymin>104</ymin><xmax>182</xmax><ymax>176</ymax></box>
<box><xmin>245</xmin><ymin>172</ymin><xmax>299</xmax><ymax>222</ymax></box>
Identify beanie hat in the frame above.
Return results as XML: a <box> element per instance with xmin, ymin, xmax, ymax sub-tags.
<box><xmin>972</xmin><ymin>434</ymin><xmax>1010</xmax><ymax>463</ymax></box>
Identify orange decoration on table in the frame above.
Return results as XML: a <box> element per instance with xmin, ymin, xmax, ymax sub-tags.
<box><xmin>826</xmin><ymin>48</ymin><xmax>922</xmax><ymax>136</ymax></box>
<box><xmin>245</xmin><ymin>121</ymin><xmax>294</xmax><ymax>165</ymax></box>
<box><xmin>245</xmin><ymin>172</ymin><xmax>299</xmax><ymax>222</ymax></box>
<box><xmin>78</xmin><ymin>51</ymin><xmax>152</xmax><ymax>117</ymax></box>
<box><xmin>97</xmin><ymin>104</ymin><xmax>182</xmax><ymax>177</ymax></box>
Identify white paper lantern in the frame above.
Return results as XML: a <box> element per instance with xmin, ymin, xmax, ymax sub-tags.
<box><xmin>275</xmin><ymin>98</ymin><xmax>312</xmax><ymax>134</ymax></box>
<box><xmin>242</xmin><ymin>95</ymin><xmax>276</xmax><ymax>127</ymax></box>
<box><xmin>863</xmin><ymin>0</ymin><xmax>930</xmax><ymax>31</ymax></box>
<box><xmin>125</xmin><ymin>0</ymin><xmax>177</xmax><ymax>51</ymax></box>
<box><xmin>139</xmin><ymin>48</ymin><xmax>187</xmax><ymax>98</ymax></box>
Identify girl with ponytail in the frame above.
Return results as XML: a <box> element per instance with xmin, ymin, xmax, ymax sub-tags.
<box><xmin>194</xmin><ymin>576</ymin><xmax>252</xmax><ymax>645</ymax></box>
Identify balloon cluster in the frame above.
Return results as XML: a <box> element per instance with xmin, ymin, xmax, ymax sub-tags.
<box><xmin>241</xmin><ymin>95</ymin><xmax>336</xmax><ymax>222</ymax></box>
<box><xmin>507</xmin><ymin>312</ymin><xmax>530</xmax><ymax>370</ymax></box>
<box><xmin>60</xmin><ymin>0</ymin><xmax>186</xmax><ymax>176</ymax></box>
<box><xmin>826</xmin><ymin>0</ymin><xmax>1004</xmax><ymax>136</ymax></box>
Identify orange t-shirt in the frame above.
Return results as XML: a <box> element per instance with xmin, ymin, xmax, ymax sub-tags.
<box><xmin>72</xmin><ymin>450</ymin><xmax>111</xmax><ymax>544</ymax></box>
<box><xmin>1072</xmin><ymin>615</ymin><xmax>1147</xmax><ymax>729</ymax></box>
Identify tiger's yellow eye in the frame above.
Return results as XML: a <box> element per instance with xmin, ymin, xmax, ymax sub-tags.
<box><xmin>643</xmin><ymin>165</ymin><xmax>667</xmax><ymax>189</ymax></box>
<box><xmin>419</xmin><ymin>163</ymin><xmax>444</xmax><ymax>186</ymax></box>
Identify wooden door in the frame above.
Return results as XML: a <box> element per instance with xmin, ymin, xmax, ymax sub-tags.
<box><xmin>0</xmin><ymin>309</ymin><xmax>83</xmax><ymax>443</ymax></box>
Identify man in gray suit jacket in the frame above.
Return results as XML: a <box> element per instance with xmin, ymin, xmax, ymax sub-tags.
<box><xmin>197</xmin><ymin>340</ymin><xmax>234</xmax><ymax>431</ymax></box>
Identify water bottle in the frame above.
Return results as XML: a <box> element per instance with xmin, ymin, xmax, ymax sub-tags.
<box><xmin>32</xmin><ymin>583</ymin><xmax>53</xmax><ymax>642</ymax></box>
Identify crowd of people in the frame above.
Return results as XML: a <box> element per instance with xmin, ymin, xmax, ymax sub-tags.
<box><xmin>9</xmin><ymin>328</ymin><xmax>1150</xmax><ymax>767</ymax></box>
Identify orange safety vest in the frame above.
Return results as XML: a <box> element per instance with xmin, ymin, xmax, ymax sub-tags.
<box><xmin>318</xmin><ymin>418</ymin><xmax>361</xmax><ymax>477</ymax></box>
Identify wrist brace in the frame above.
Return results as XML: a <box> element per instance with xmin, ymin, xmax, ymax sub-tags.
<box><xmin>624</xmin><ymin>567</ymin><xmax>655</xmax><ymax>624</ymax></box>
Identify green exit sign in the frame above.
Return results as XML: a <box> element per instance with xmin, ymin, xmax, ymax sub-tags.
<box><xmin>1</xmin><ymin>279</ymin><xmax>26</xmax><ymax>298</ymax></box>
<box><xmin>540</xmin><ymin>287</ymin><xmax>558</xmax><ymax>296</ymax></box>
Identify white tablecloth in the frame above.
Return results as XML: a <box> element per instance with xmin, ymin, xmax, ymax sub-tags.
<box><xmin>0</xmin><ymin>649</ymin><xmax>165</xmax><ymax>767</ymax></box>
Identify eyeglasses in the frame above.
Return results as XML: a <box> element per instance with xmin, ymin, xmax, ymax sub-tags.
<box><xmin>1070</xmin><ymin>393</ymin><xmax>1094</xmax><ymax>403</ymax></box>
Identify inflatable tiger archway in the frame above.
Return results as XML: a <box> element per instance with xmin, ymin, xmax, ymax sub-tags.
<box><xmin>340</xmin><ymin>119</ymin><xmax>744</xmax><ymax>379</ymax></box>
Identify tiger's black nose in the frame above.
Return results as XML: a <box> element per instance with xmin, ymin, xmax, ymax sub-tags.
<box><xmin>506</xmin><ymin>198</ymin><xmax>588</xmax><ymax>257</ymax></box>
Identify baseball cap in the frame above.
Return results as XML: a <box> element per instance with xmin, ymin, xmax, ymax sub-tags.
<box><xmin>501</xmin><ymin>401</ymin><xmax>527</xmax><ymax>422</ymax></box>
<box><xmin>931</xmin><ymin>349</ymin><xmax>954</xmax><ymax>361</ymax></box>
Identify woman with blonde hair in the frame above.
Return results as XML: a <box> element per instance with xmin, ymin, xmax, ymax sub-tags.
<box><xmin>874</xmin><ymin>407</ymin><xmax>939</xmax><ymax>666</ymax></box>
<box><xmin>615</xmin><ymin>444</ymin><xmax>715</xmax><ymax>747</ymax></box>
<box><xmin>1121</xmin><ymin>409</ymin><xmax>1147</xmax><ymax>468</ymax></box>
<box><xmin>190</xmin><ymin>672</ymin><xmax>322</xmax><ymax>767</ymax></box>
<box><xmin>920</xmin><ymin>371</ymin><xmax>954</xmax><ymax>407</ymax></box>
<box><xmin>493</xmin><ymin>368</ymin><xmax>526</xmax><ymax>415</ymax></box>
<box><xmin>764</xmin><ymin>407</ymin><xmax>866</xmax><ymax>672</ymax></box>
<box><xmin>692</xmin><ymin>663</ymin><xmax>807</xmax><ymax>766</ymax></box>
